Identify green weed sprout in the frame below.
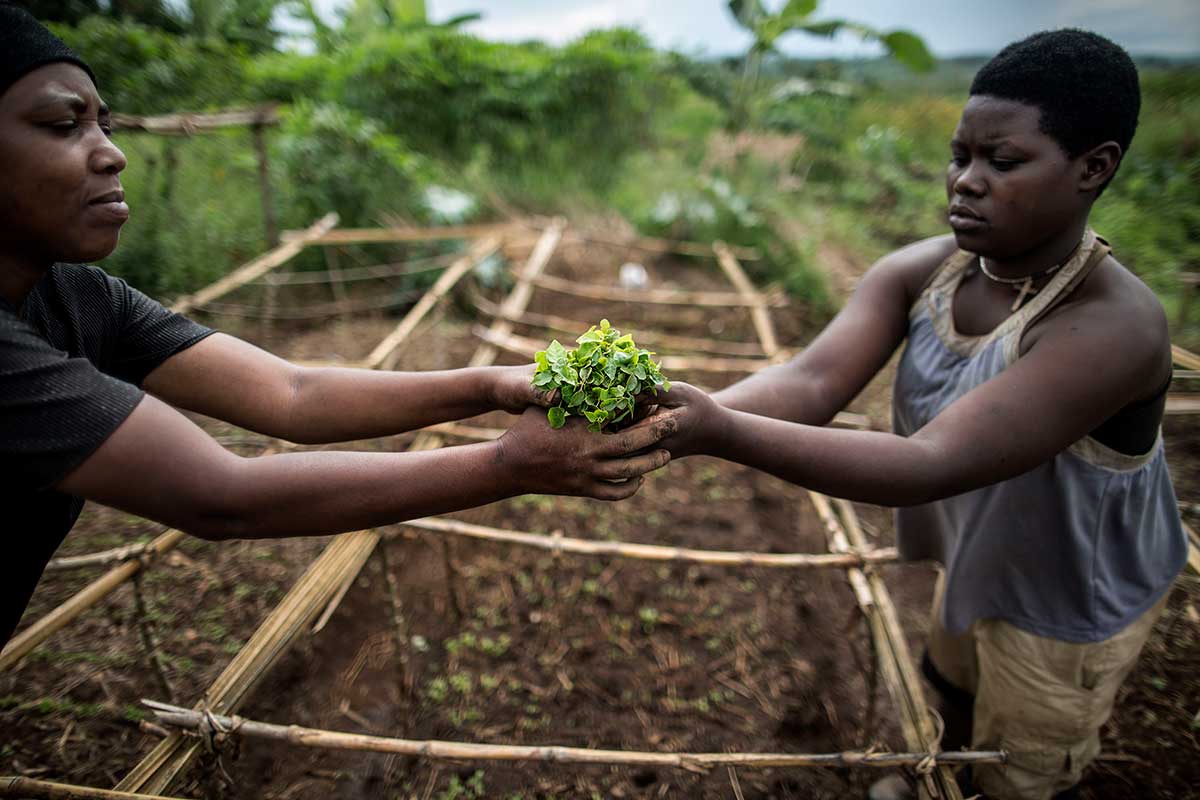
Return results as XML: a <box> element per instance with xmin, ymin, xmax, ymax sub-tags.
<box><xmin>531</xmin><ymin>319</ymin><xmax>671</xmax><ymax>432</ymax></box>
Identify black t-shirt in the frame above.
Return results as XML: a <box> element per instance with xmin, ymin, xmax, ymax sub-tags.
<box><xmin>1</xmin><ymin>264</ymin><xmax>213</xmax><ymax>648</ymax></box>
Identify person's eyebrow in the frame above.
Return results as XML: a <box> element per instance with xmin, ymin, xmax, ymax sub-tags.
<box><xmin>28</xmin><ymin>90</ymin><xmax>88</xmax><ymax>113</ymax></box>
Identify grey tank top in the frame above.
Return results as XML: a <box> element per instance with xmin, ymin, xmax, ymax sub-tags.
<box><xmin>893</xmin><ymin>229</ymin><xmax>1187</xmax><ymax>643</ymax></box>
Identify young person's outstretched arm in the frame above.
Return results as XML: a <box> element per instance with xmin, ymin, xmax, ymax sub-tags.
<box><xmin>57</xmin><ymin>394</ymin><xmax>676</xmax><ymax>541</ymax></box>
<box><xmin>143</xmin><ymin>333</ymin><xmax>550</xmax><ymax>444</ymax></box>
<box><xmin>709</xmin><ymin>236</ymin><xmax>954</xmax><ymax>424</ymax></box>
<box><xmin>653</xmin><ymin>258</ymin><xmax>1170</xmax><ymax>507</ymax></box>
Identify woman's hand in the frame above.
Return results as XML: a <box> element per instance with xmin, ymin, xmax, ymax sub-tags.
<box><xmin>644</xmin><ymin>382</ymin><xmax>729</xmax><ymax>459</ymax></box>
<box><xmin>488</xmin><ymin>364</ymin><xmax>557</xmax><ymax>414</ymax></box>
<box><xmin>496</xmin><ymin>406</ymin><xmax>678</xmax><ymax>500</ymax></box>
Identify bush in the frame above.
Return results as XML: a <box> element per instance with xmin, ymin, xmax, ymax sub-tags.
<box><xmin>50</xmin><ymin>18</ymin><xmax>249</xmax><ymax>114</ymax></box>
<box><xmin>275</xmin><ymin>101</ymin><xmax>431</xmax><ymax>228</ymax></box>
<box><xmin>329</xmin><ymin>27</ymin><xmax>674</xmax><ymax>192</ymax></box>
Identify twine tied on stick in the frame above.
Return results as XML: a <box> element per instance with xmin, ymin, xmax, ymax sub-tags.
<box><xmin>196</xmin><ymin>703</ymin><xmax>243</xmax><ymax>788</ymax></box>
<box><xmin>913</xmin><ymin>707</ymin><xmax>946</xmax><ymax>797</ymax></box>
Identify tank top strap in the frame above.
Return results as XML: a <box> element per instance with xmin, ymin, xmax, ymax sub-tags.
<box><xmin>1015</xmin><ymin>229</ymin><xmax>1111</xmax><ymax>334</ymax></box>
<box><xmin>909</xmin><ymin>247</ymin><xmax>975</xmax><ymax>320</ymax></box>
<box><xmin>1008</xmin><ymin>227</ymin><xmax>1108</xmax><ymax>335</ymax></box>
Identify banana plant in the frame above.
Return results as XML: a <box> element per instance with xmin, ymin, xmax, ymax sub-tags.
<box><xmin>728</xmin><ymin>0</ymin><xmax>934</xmax><ymax>125</ymax></box>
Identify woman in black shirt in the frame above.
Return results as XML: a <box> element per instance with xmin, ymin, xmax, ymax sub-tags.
<box><xmin>0</xmin><ymin>3</ymin><xmax>677</xmax><ymax>647</ymax></box>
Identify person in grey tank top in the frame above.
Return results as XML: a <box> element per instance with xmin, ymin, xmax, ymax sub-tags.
<box><xmin>652</xmin><ymin>30</ymin><xmax>1185</xmax><ymax>800</ymax></box>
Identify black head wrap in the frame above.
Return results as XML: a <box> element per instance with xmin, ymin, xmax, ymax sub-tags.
<box><xmin>0</xmin><ymin>2</ymin><xmax>96</xmax><ymax>97</ymax></box>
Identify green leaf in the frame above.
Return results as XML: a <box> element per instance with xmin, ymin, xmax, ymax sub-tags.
<box><xmin>727</xmin><ymin>0</ymin><xmax>768</xmax><ymax>30</ymax></box>
<box><xmin>881</xmin><ymin>30</ymin><xmax>936</xmax><ymax>72</ymax></box>
<box><xmin>547</xmin><ymin>406</ymin><xmax>566</xmax><ymax>429</ymax></box>
<box><xmin>781</xmin><ymin>0</ymin><xmax>819</xmax><ymax>17</ymax></box>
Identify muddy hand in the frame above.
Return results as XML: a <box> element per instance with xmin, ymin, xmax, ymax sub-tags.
<box><xmin>497</xmin><ymin>406</ymin><xmax>679</xmax><ymax>500</ymax></box>
<box><xmin>643</xmin><ymin>381</ymin><xmax>725</xmax><ymax>459</ymax></box>
<box><xmin>490</xmin><ymin>364</ymin><xmax>558</xmax><ymax>414</ymax></box>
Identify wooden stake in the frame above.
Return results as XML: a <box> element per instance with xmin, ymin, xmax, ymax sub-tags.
<box><xmin>251</xmin><ymin>123</ymin><xmax>279</xmax><ymax>248</ymax></box>
<box><xmin>324</xmin><ymin>246</ymin><xmax>349</xmax><ymax>315</ymax></box>
<box><xmin>439</xmin><ymin>538</ymin><xmax>465</xmax><ymax>622</ymax></box>
<box><xmin>131</xmin><ymin>573</ymin><xmax>175</xmax><ymax>704</ymax></box>
<box><xmin>140</xmin><ymin>701</ymin><xmax>1005</xmax><ymax>770</ymax></box>
<box><xmin>713</xmin><ymin>240</ymin><xmax>781</xmax><ymax>359</ymax></box>
<box><xmin>375</xmin><ymin>539</ymin><xmax>410</xmax><ymax>698</ymax></box>
<box><xmin>398</xmin><ymin>517</ymin><xmax>900</xmax><ymax>570</ymax></box>
<box><xmin>259</xmin><ymin>270</ymin><xmax>280</xmax><ymax>342</ymax></box>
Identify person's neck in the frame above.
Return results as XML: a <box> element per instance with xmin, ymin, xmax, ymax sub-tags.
<box><xmin>979</xmin><ymin>218</ymin><xmax>1090</xmax><ymax>281</ymax></box>
<box><xmin>0</xmin><ymin>251</ymin><xmax>53</xmax><ymax>312</ymax></box>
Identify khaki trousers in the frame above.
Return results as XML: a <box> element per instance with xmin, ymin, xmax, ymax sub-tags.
<box><xmin>927</xmin><ymin>574</ymin><xmax>1169</xmax><ymax>800</ymax></box>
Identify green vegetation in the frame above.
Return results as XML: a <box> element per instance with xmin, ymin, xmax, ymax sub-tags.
<box><xmin>533</xmin><ymin>320</ymin><xmax>671</xmax><ymax>432</ymax></box>
<box><xmin>40</xmin><ymin>5</ymin><xmax>1199</xmax><ymax>341</ymax></box>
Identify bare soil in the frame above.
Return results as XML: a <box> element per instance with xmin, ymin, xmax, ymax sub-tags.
<box><xmin>2</xmin><ymin>235</ymin><xmax>1197</xmax><ymax>799</ymax></box>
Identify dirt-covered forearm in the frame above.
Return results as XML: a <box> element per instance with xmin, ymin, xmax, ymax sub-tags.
<box><xmin>285</xmin><ymin>366</ymin><xmax>501</xmax><ymax>443</ymax></box>
<box><xmin>211</xmin><ymin>442</ymin><xmax>516</xmax><ymax>539</ymax></box>
<box><xmin>705</xmin><ymin>407</ymin><xmax>953</xmax><ymax>507</ymax></box>
<box><xmin>711</xmin><ymin>361</ymin><xmax>845</xmax><ymax>426</ymax></box>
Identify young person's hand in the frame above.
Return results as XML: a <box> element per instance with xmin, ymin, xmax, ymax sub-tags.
<box><xmin>496</xmin><ymin>406</ymin><xmax>678</xmax><ymax>500</ymax></box>
<box><xmin>488</xmin><ymin>364</ymin><xmax>557</xmax><ymax>414</ymax></box>
<box><xmin>645</xmin><ymin>382</ymin><xmax>729</xmax><ymax>459</ymax></box>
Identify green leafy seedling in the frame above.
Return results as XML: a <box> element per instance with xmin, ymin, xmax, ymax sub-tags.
<box><xmin>532</xmin><ymin>319</ymin><xmax>671</xmax><ymax>432</ymax></box>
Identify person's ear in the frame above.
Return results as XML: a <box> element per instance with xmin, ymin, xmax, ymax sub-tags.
<box><xmin>1078</xmin><ymin>141</ymin><xmax>1122</xmax><ymax>193</ymax></box>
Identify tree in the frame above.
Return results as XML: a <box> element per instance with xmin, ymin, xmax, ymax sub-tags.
<box><xmin>727</xmin><ymin>0</ymin><xmax>934</xmax><ymax>125</ymax></box>
<box><xmin>184</xmin><ymin>0</ymin><xmax>283</xmax><ymax>52</ymax></box>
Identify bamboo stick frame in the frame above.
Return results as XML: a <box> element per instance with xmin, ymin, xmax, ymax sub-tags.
<box><xmin>197</xmin><ymin>289</ymin><xmax>424</xmax><ymax>321</ymax></box>
<box><xmin>44</xmin><ymin>540</ymin><xmax>158</xmax><ymax>572</ymax></box>
<box><xmin>554</xmin><ymin>228</ymin><xmax>761</xmax><ymax>261</ymax></box>
<box><xmin>171</xmin><ymin>213</ymin><xmax>339</xmax><ymax>315</ymax></box>
<box><xmin>713</xmin><ymin>240</ymin><xmax>781</xmax><ymax>359</ymax></box>
<box><xmin>250</xmin><ymin>252</ymin><xmax>454</xmax><ymax>286</ymax></box>
<box><xmin>722</xmin><ymin>255</ymin><xmax>963</xmax><ymax>797</ymax></box>
<box><xmin>0</xmin><ymin>530</ymin><xmax>186</xmax><ymax>672</ymax></box>
<box><xmin>527</xmin><ymin>273</ymin><xmax>788</xmax><ymax>308</ymax></box>
<box><xmin>111</xmin><ymin>107</ymin><xmax>279</xmax><ymax>135</ymax></box>
<box><xmin>1184</xmin><ymin>521</ymin><xmax>1200</xmax><ymax>576</ymax></box>
<box><xmin>811</xmin><ymin>494</ymin><xmax>963</xmax><ymax>800</ymax></box>
<box><xmin>1174</xmin><ymin>343</ymin><xmax>1200</xmax><ymax>371</ymax></box>
<box><xmin>140</xmin><ymin>701</ymin><xmax>1005</xmax><ymax>771</ymax></box>
<box><xmin>20</xmin><ymin>217</ymin><xmax>988</xmax><ymax>795</ymax></box>
<box><xmin>362</xmin><ymin>236</ymin><xmax>503</xmax><ymax>370</ymax></box>
<box><xmin>470</xmin><ymin>295</ymin><xmax>775</xmax><ymax>357</ymax></box>
<box><xmin>116</xmin><ymin>224</ymin><xmax>565</xmax><ymax>793</ymax></box>
<box><xmin>284</xmin><ymin>222</ymin><xmax>515</xmax><ymax>246</ymax></box>
<box><xmin>398</xmin><ymin>516</ymin><xmax>900</xmax><ymax>569</ymax></box>
<box><xmin>472</xmin><ymin>326</ymin><xmax>774</xmax><ymax>374</ymax></box>
<box><xmin>1166</xmin><ymin>394</ymin><xmax>1200</xmax><ymax>415</ymax></box>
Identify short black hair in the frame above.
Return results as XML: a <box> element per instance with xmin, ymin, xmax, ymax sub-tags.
<box><xmin>970</xmin><ymin>29</ymin><xmax>1140</xmax><ymax>165</ymax></box>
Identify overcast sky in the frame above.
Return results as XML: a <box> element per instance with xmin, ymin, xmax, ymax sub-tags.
<box><xmin>309</xmin><ymin>1</ymin><xmax>1199</xmax><ymax>58</ymax></box>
